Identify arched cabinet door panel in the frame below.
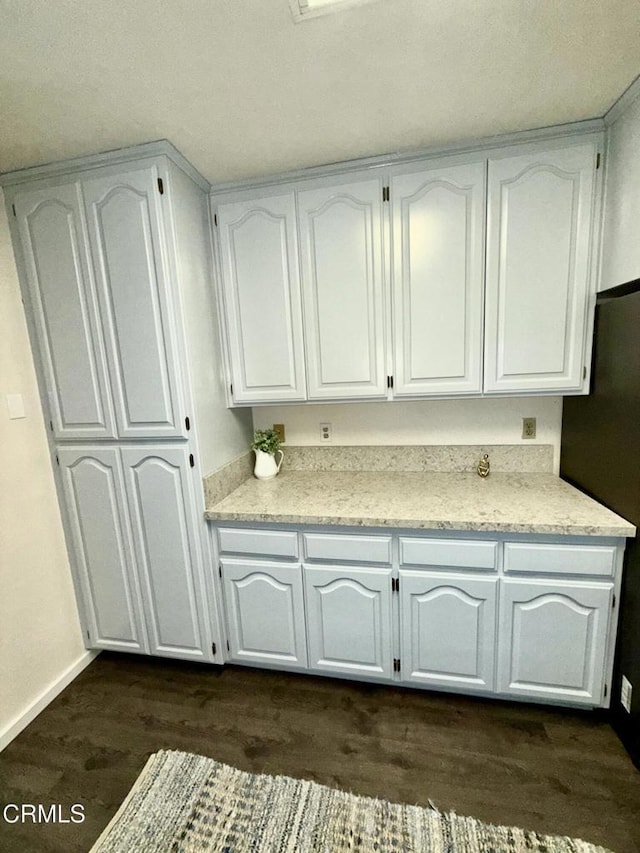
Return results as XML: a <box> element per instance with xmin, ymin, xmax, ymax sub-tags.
<box><xmin>215</xmin><ymin>192</ymin><xmax>307</xmax><ymax>403</ymax></box>
<box><xmin>121</xmin><ymin>446</ymin><xmax>209</xmax><ymax>661</ymax></box>
<box><xmin>298</xmin><ymin>176</ymin><xmax>387</xmax><ymax>399</ymax></box>
<box><xmin>390</xmin><ymin>160</ymin><xmax>486</xmax><ymax>396</ymax></box>
<box><xmin>485</xmin><ymin>142</ymin><xmax>597</xmax><ymax>393</ymax></box>
<box><xmin>83</xmin><ymin>168</ymin><xmax>187</xmax><ymax>437</ymax></box>
<box><xmin>221</xmin><ymin>559</ymin><xmax>307</xmax><ymax>668</ymax></box>
<box><xmin>13</xmin><ymin>184</ymin><xmax>116</xmax><ymax>439</ymax></box>
<box><xmin>304</xmin><ymin>565</ymin><xmax>393</xmax><ymax>678</ymax></box>
<box><xmin>57</xmin><ymin>447</ymin><xmax>147</xmax><ymax>652</ymax></box>
<box><xmin>497</xmin><ymin>579</ymin><xmax>612</xmax><ymax>705</ymax></box>
<box><xmin>399</xmin><ymin>572</ymin><xmax>497</xmax><ymax>692</ymax></box>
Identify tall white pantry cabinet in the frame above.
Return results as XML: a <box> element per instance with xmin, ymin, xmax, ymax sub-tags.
<box><xmin>3</xmin><ymin>142</ymin><xmax>237</xmax><ymax>664</ymax></box>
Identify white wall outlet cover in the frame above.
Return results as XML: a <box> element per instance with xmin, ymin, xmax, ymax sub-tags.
<box><xmin>6</xmin><ymin>393</ymin><xmax>26</xmax><ymax>419</ymax></box>
<box><xmin>320</xmin><ymin>422</ymin><xmax>332</xmax><ymax>441</ymax></box>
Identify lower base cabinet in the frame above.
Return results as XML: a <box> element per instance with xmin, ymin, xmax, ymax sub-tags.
<box><xmin>221</xmin><ymin>559</ymin><xmax>307</xmax><ymax>668</ymax></box>
<box><xmin>497</xmin><ymin>579</ymin><xmax>612</xmax><ymax>706</ymax></box>
<box><xmin>304</xmin><ymin>565</ymin><xmax>393</xmax><ymax>678</ymax></box>
<box><xmin>59</xmin><ymin>445</ymin><xmax>211</xmax><ymax>662</ymax></box>
<box><xmin>399</xmin><ymin>572</ymin><xmax>497</xmax><ymax>692</ymax></box>
<box><xmin>214</xmin><ymin>526</ymin><xmax>623</xmax><ymax>709</ymax></box>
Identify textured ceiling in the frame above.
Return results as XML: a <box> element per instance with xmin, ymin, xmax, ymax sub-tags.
<box><xmin>1</xmin><ymin>0</ymin><xmax>639</xmax><ymax>184</ymax></box>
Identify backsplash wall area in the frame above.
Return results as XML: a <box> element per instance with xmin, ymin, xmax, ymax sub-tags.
<box><xmin>254</xmin><ymin>397</ymin><xmax>563</xmax><ymax>473</ymax></box>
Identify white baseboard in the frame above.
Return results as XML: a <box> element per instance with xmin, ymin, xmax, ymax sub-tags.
<box><xmin>0</xmin><ymin>649</ymin><xmax>100</xmax><ymax>752</ymax></box>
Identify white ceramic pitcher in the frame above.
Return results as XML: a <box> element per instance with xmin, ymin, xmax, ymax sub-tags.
<box><xmin>254</xmin><ymin>448</ymin><xmax>284</xmax><ymax>480</ymax></box>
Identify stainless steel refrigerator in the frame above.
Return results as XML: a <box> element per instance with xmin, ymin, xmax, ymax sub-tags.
<box><xmin>561</xmin><ymin>279</ymin><xmax>640</xmax><ymax>767</ymax></box>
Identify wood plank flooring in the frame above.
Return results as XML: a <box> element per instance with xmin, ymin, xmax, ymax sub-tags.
<box><xmin>1</xmin><ymin>653</ymin><xmax>639</xmax><ymax>853</ymax></box>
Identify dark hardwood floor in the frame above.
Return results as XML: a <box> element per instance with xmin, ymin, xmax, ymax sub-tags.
<box><xmin>1</xmin><ymin>653</ymin><xmax>639</xmax><ymax>853</ymax></box>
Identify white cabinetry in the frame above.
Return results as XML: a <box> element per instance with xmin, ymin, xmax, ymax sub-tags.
<box><xmin>83</xmin><ymin>168</ymin><xmax>187</xmax><ymax>438</ymax></box>
<box><xmin>58</xmin><ymin>447</ymin><xmax>147</xmax><ymax>653</ymax></box>
<box><xmin>6</xmin><ymin>142</ymin><xmax>232</xmax><ymax>665</ymax></box>
<box><xmin>214</xmin><ymin>133</ymin><xmax>601</xmax><ymax>404</ymax></box>
<box><xmin>304</xmin><ymin>565</ymin><xmax>393</xmax><ymax>678</ymax></box>
<box><xmin>216</xmin><ymin>190</ymin><xmax>307</xmax><ymax>403</ymax></box>
<box><xmin>399</xmin><ymin>572</ymin><xmax>497</xmax><ymax>692</ymax></box>
<box><xmin>298</xmin><ymin>175</ymin><xmax>387</xmax><ymax>399</ymax></box>
<box><xmin>390</xmin><ymin>160</ymin><xmax>485</xmax><ymax>396</ymax></box>
<box><xmin>497</xmin><ymin>579</ymin><xmax>612</xmax><ymax>706</ymax></box>
<box><xmin>484</xmin><ymin>142</ymin><xmax>597</xmax><ymax>393</ymax></box>
<box><xmin>122</xmin><ymin>446</ymin><xmax>209</xmax><ymax>661</ymax></box>
<box><xmin>221</xmin><ymin>559</ymin><xmax>307</xmax><ymax>669</ymax></box>
<box><xmin>13</xmin><ymin>183</ymin><xmax>117</xmax><ymax>440</ymax></box>
<box><xmin>214</xmin><ymin>525</ymin><xmax>623</xmax><ymax>708</ymax></box>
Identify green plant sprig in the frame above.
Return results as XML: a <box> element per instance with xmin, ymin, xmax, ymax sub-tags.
<box><xmin>251</xmin><ymin>428</ymin><xmax>282</xmax><ymax>455</ymax></box>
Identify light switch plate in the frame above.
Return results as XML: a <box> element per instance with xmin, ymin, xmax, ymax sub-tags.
<box><xmin>6</xmin><ymin>393</ymin><xmax>26</xmax><ymax>419</ymax></box>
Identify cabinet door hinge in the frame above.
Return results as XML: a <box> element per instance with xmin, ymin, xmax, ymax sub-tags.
<box><xmin>596</xmin><ymin>152</ymin><xmax>601</xmax><ymax>170</ymax></box>
<box><xmin>189</xmin><ymin>453</ymin><xmax>195</xmax><ymax>468</ymax></box>
<box><xmin>12</xmin><ymin>203</ymin><xmax>16</xmax><ymax>217</ymax></box>
<box><xmin>185</xmin><ymin>416</ymin><xmax>191</xmax><ymax>431</ymax></box>
<box><xmin>212</xmin><ymin>642</ymin><xmax>217</xmax><ymax>655</ymax></box>
<box><xmin>157</xmin><ymin>177</ymin><xmax>164</xmax><ymax>195</ymax></box>
<box><xmin>382</xmin><ymin>186</ymin><xmax>390</xmax><ymax>202</ymax></box>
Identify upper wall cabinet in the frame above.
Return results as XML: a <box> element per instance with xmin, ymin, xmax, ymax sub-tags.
<box><xmin>83</xmin><ymin>168</ymin><xmax>187</xmax><ymax>438</ymax></box>
<box><xmin>11</xmin><ymin>164</ymin><xmax>189</xmax><ymax>439</ymax></box>
<box><xmin>13</xmin><ymin>183</ymin><xmax>117</xmax><ymax>439</ymax></box>
<box><xmin>216</xmin><ymin>191</ymin><xmax>306</xmax><ymax>404</ymax></box>
<box><xmin>484</xmin><ymin>142</ymin><xmax>597</xmax><ymax>394</ymax></box>
<box><xmin>212</xmin><ymin>132</ymin><xmax>602</xmax><ymax>405</ymax></box>
<box><xmin>298</xmin><ymin>174</ymin><xmax>387</xmax><ymax>399</ymax></box>
<box><xmin>390</xmin><ymin>159</ymin><xmax>486</xmax><ymax>396</ymax></box>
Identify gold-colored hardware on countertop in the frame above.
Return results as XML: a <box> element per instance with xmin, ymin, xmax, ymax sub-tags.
<box><xmin>477</xmin><ymin>454</ymin><xmax>490</xmax><ymax>478</ymax></box>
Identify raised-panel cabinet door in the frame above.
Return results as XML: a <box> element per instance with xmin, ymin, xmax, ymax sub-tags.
<box><xmin>485</xmin><ymin>142</ymin><xmax>597</xmax><ymax>393</ymax></box>
<box><xmin>399</xmin><ymin>572</ymin><xmax>497</xmax><ymax>692</ymax></box>
<box><xmin>498</xmin><ymin>579</ymin><xmax>612</xmax><ymax>706</ymax></box>
<box><xmin>83</xmin><ymin>168</ymin><xmax>186</xmax><ymax>437</ymax></box>
<box><xmin>121</xmin><ymin>446</ymin><xmax>209</xmax><ymax>661</ymax></box>
<box><xmin>57</xmin><ymin>447</ymin><xmax>147</xmax><ymax>653</ymax></box>
<box><xmin>216</xmin><ymin>192</ymin><xmax>306</xmax><ymax>403</ymax></box>
<box><xmin>221</xmin><ymin>559</ymin><xmax>307</xmax><ymax>668</ymax></box>
<box><xmin>13</xmin><ymin>184</ymin><xmax>116</xmax><ymax>439</ymax></box>
<box><xmin>391</xmin><ymin>161</ymin><xmax>485</xmax><ymax>396</ymax></box>
<box><xmin>304</xmin><ymin>565</ymin><xmax>393</xmax><ymax>678</ymax></box>
<box><xmin>298</xmin><ymin>177</ymin><xmax>387</xmax><ymax>399</ymax></box>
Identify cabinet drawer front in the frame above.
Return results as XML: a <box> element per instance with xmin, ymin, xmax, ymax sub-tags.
<box><xmin>504</xmin><ymin>542</ymin><xmax>616</xmax><ymax>577</ymax></box>
<box><xmin>303</xmin><ymin>533</ymin><xmax>392</xmax><ymax>564</ymax></box>
<box><xmin>399</xmin><ymin>537</ymin><xmax>498</xmax><ymax>570</ymax></box>
<box><xmin>218</xmin><ymin>527</ymin><xmax>298</xmax><ymax>559</ymax></box>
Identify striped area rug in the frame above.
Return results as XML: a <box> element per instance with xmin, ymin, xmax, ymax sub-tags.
<box><xmin>90</xmin><ymin>750</ymin><xmax>612</xmax><ymax>852</ymax></box>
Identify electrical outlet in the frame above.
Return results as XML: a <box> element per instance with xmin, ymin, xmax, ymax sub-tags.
<box><xmin>522</xmin><ymin>417</ymin><xmax>537</xmax><ymax>439</ymax></box>
<box><xmin>273</xmin><ymin>423</ymin><xmax>285</xmax><ymax>443</ymax></box>
<box><xmin>320</xmin><ymin>422</ymin><xmax>332</xmax><ymax>442</ymax></box>
<box><xmin>621</xmin><ymin>675</ymin><xmax>633</xmax><ymax>713</ymax></box>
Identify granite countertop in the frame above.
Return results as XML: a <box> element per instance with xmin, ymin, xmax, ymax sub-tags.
<box><xmin>204</xmin><ymin>470</ymin><xmax>636</xmax><ymax>537</ymax></box>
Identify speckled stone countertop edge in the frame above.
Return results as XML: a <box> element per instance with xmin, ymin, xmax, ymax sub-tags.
<box><xmin>203</xmin><ymin>508</ymin><xmax>633</xmax><ymax>538</ymax></box>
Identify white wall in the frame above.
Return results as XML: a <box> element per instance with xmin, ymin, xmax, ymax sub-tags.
<box><xmin>255</xmin><ymin>396</ymin><xmax>563</xmax><ymax>472</ymax></box>
<box><xmin>601</xmin><ymin>83</ymin><xmax>640</xmax><ymax>290</ymax></box>
<box><xmin>0</xmin><ymin>189</ymin><xmax>91</xmax><ymax>751</ymax></box>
